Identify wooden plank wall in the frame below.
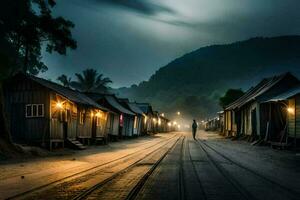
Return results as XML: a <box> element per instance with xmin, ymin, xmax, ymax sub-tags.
<box><xmin>112</xmin><ymin>114</ymin><xmax>120</xmax><ymax>136</ymax></box>
<box><xmin>288</xmin><ymin>98</ymin><xmax>296</xmax><ymax>138</ymax></box>
<box><xmin>50</xmin><ymin>93</ymin><xmax>78</xmax><ymax>140</ymax></box>
<box><xmin>95</xmin><ymin>110</ymin><xmax>108</xmax><ymax>138</ymax></box>
<box><xmin>4</xmin><ymin>77</ymin><xmax>51</xmax><ymax>144</ymax></box>
<box><xmin>296</xmin><ymin>96</ymin><xmax>300</xmax><ymax>138</ymax></box>
<box><xmin>77</xmin><ymin>108</ymin><xmax>92</xmax><ymax>138</ymax></box>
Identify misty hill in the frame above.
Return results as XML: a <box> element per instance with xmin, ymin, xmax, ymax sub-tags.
<box><xmin>115</xmin><ymin>36</ymin><xmax>300</xmax><ymax>120</ymax></box>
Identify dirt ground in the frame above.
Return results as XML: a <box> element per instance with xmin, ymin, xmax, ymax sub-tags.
<box><xmin>0</xmin><ymin>131</ymin><xmax>299</xmax><ymax>200</ymax></box>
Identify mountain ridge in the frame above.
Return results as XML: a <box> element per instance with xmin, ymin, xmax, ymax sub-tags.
<box><xmin>115</xmin><ymin>35</ymin><xmax>300</xmax><ymax>120</ymax></box>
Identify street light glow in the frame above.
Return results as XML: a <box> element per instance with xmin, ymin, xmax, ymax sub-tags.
<box><xmin>177</xmin><ymin>111</ymin><xmax>181</xmax><ymax>115</ymax></box>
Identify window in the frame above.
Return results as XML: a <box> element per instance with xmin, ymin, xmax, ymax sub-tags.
<box><xmin>26</xmin><ymin>104</ymin><xmax>44</xmax><ymax>118</ymax></box>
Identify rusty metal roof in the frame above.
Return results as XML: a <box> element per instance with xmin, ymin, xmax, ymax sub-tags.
<box><xmin>26</xmin><ymin>74</ymin><xmax>109</xmax><ymax>111</ymax></box>
<box><xmin>264</xmin><ymin>84</ymin><xmax>300</xmax><ymax>102</ymax></box>
<box><xmin>127</xmin><ymin>102</ymin><xmax>144</xmax><ymax>115</ymax></box>
<box><xmin>225</xmin><ymin>73</ymin><xmax>295</xmax><ymax>110</ymax></box>
<box><xmin>105</xmin><ymin>95</ymin><xmax>135</xmax><ymax>115</ymax></box>
<box><xmin>136</xmin><ymin>103</ymin><xmax>154</xmax><ymax>115</ymax></box>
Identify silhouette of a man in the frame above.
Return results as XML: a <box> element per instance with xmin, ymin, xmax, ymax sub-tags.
<box><xmin>192</xmin><ymin>120</ymin><xmax>198</xmax><ymax>140</ymax></box>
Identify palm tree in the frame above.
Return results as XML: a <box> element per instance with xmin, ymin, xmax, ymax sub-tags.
<box><xmin>72</xmin><ymin>68</ymin><xmax>112</xmax><ymax>93</ymax></box>
<box><xmin>57</xmin><ymin>74</ymin><xmax>72</xmax><ymax>88</ymax></box>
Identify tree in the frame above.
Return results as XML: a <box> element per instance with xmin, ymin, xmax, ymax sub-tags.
<box><xmin>219</xmin><ymin>89</ymin><xmax>245</xmax><ymax>108</ymax></box>
<box><xmin>57</xmin><ymin>74</ymin><xmax>72</xmax><ymax>88</ymax></box>
<box><xmin>0</xmin><ymin>0</ymin><xmax>77</xmax><ymax>153</ymax></box>
<box><xmin>72</xmin><ymin>68</ymin><xmax>112</xmax><ymax>93</ymax></box>
<box><xmin>0</xmin><ymin>0</ymin><xmax>77</xmax><ymax>75</ymax></box>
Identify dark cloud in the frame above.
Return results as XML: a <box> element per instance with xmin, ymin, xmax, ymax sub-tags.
<box><xmin>43</xmin><ymin>0</ymin><xmax>300</xmax><ymax>87</ymax></box>
<box><xmin>90</xmin><ymin>0</ymin><xmax>175</xmax><ymax>16</ymax></box>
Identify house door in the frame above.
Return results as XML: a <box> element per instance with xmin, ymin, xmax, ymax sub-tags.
<box><xmin>92</xmin><ymin>117</ymin><xmax>97</xmax><ymax>138</ymax></box>
<box><xmin>62</xmin><ymin>110</ymin><xmax>68</xmax><ymax>140</ymax></box>
<box><xmin>251</xmin><ymin>109</ymin><xmax>257</xmax><ymax>137</ymax></box>
<box><xmin>11</xmin><ymin>103</ymin><xmax>26</xmax><ymax>143</ymax></box>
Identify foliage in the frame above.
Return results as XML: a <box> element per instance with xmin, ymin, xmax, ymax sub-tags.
<box><xmin>72</xmin><ymin>68</ymin><xmax>112</xmax><ymax>93</ymax></box>
<box><xmin>57</xmin><ymin>74</ymin><xmax>72</xmax><ymax>87</ymax></box>
<box><xmin>0</xmin><ymin>0</ymin><xmax>76</xmax><ymax>149</ymax></box>
<box><xmin>0</xmin><ymin>0</ymin><xmax>77</xmax><ymax>76</ymax></box>
<box><xmin>219</xmin><ymin>89</ymin><xmax>245</xmax><ymax>108</ymax></box>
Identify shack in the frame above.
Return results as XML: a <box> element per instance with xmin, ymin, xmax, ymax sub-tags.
<box><xmin>87</xmin><ymin>93</ymin><xmax>135</xmax><ymax>139</ymax></box>
<box><xmin>158</xmin><ymin>115</ymin><xmax>171</xmax><ymax>133</ymax></box>
<box><xmin>136</xmin><ymin>103</ymin><xmax>154</xmax><ymax>134</ymax></box>
<box><xmin>4</xmin><ymin>73</ymin><xmax>109</xmax><ymax>150</ymax></box>
<box><xmin>264</xmin><ymin>84</ymin><xmax>300</xmax><ymax>148</ymax></box>
<box><xmin>126</xmin><ymin>102</ymin><xmax>144</xmax><ymax>136</ymax></box>
<box><xmin>224</xmin><ymin>73</ymin><xmax>299</xmax><ymax>142</ymax></box>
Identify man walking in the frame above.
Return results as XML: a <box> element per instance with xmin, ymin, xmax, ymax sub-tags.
<box><xmin>192</xmin><ymin>120</ymin><xmax>198</xmax><ymax>140</ymax></box>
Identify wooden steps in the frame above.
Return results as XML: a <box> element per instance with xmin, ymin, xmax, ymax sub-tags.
<box><xmin>66</xmin><ymin>139</ymin><xmax>86</xmax><ymax>150</ymax></box>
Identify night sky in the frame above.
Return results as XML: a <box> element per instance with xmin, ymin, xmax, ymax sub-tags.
<box><xmin>42</xmin><ymin>0</ymin><xmax>300</xmax><ymax>88</ymax></box>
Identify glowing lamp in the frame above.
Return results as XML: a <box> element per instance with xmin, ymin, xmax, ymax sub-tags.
<box><xmin>158</xmin><ymin>118</ymin><xmax>161</xmax><ymax>125</ymax></box>
<box><xmin>177</xmin><ymin>111</ymin><xmax>181</xmax><ymax>115</ymax></box>
<box><xmin>56</xmin><ymin>102</ymin><xmax>63</xmax><ymax>109</ymax></box>
<box><xmin>161</xmin><ymin>113</ymin><xmax>165</xmax><ymax>117</ymax></box>
<box><xmin>287</xmin><ymin>107</ymin><xmax>295</xmax><ymax>115</ymax></box>
<box><xmin>96</xmin><ymin>112</ymin><xmax>102</xmax><ymax>118</ymax></box>
<box><xmin>168</xmin><ymin>122</ymin><xmax>171</xmax><ymax>126</ymax></box>
<box><xmin>91</xmin><ymin>112</ymin><xmax>94</xmax><ymax>117</ymax></box>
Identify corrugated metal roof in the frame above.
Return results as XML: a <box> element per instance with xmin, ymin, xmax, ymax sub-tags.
<box><xmin>136</xmin><ymin>103</ymin><xmax>153</xmax><ymax>115</ymax></box>
<box><xmin>28</xmin><ymin>75</ymin><xmax>109</xmax><ymax>111</ymax></box>
<box><xmin>265</xmin><ymin>84</ymin><xmax>300</xmax><ymax>102</ymax></box>
<box><xmin>104</xmin><ymin>95</ymin><xmax>135</xmax><ymax>115</ymax></box>
<box><xmin>225</xmin><ymin>73</ymin><xmax>291</xmax><ymax>110</ymax></box>
<box><xmin>127</xmin><ymin>103</ymin><xmax>144</xmax><ymax>115</ymax></box>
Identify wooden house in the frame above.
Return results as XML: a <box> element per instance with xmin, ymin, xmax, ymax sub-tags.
<box><xmin>136</xmin><ymin>103</ymin><xmax>154</xmax><ymax>134</ymax></box>
<box><xmin>123</xmin><ymin>101</ymin><xmax>144</xmax><ymax>136</ymax></box>
<box><xmin>4</xmin><ymin>73</ymin><xmax>109</xmax><ymax>150</ymax></box>
<box><xmin>205</xmin><ymin>117</ymin><xmax>221</xmax><ymax>131</ymax></box>
<box><xmin>264</xmin><ymin>84</ymin><xmax>300</xmax><ymax>148</ymax></box>
<box><xmin>224</xmin><ymin>73</ymin><xmax>299</xmax><ymax>141</ymax></box>
<box><xmin>86</xmin><ymin>93</ymin><xmax>135</xmax><ymax>139</ymax></box>
<box><xmin>158</xmin><ymin>115</ymin><xmax>170</xmax><ymax>133</ymax></box>
<box><xmin>152</xmin><ymin>111</ymin><xmax>160</xmax><ymax>133</ymax></box>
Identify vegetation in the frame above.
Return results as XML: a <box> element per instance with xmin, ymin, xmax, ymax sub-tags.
<box><xmin>219</xmin><ymin>89</ymin><xmax>245</xmax><ymax>108</ymax></box>
<box><xmin>71</xmin><ymin>68</ymin><xmax>112</xmax><ymax>93</ymax></box>
<box><xmin>0</xmin><ymin>0</ymin><xmax>76</xmax><ymax>154</ymax></box>
<box><xmin>57</xmin><ymin>74</ymin><xmax>72</xmax><ymax>88</ymax></box>
<box><xmin>117</xmin><ymin>36</ymin><xmax>300</xmax><ymax>119</ymax></box>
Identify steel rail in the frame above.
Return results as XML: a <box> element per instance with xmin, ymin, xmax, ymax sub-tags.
<box><xmin>196</xmin><ymin>139</ymin><xmax>256</xmax><ymax>200</ymax></box>
<box><xmin>199</xmin><ymin>140</ymin><xmax>300</xmax><ymax>200</ymax></box>
<box><xmin>125</xmin><ymin>136</ymin><xmax>184</xmax><ymax>200</ymax></box>
<box><xmin>7</xmin><ymin>133</ymin><xmax>179</xmax><ymax>200</ymax></box>
<box><xmin>72</xmin><ymin>136</ymin><xmax>182</xmax><ymax>200</ymax></box>
<box><xmin>187</xmin><ymin>140</ymin><xmax>207</xmax><ymax>200</ymax></box>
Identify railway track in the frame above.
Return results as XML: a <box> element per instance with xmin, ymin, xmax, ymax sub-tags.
<box><xmin>186</xmin><ymin>140</ymin><xmax>207</xmax><ymax>200</ymax></box>
<box><xmin>71</xmin><ymin>136</ymin><xmax>183</xmax><ymax>200</ymax></box>
<box><xmin>196</xmin><ymin>139</ymin><xmax>255</xmax><ymax>200</ymax></box>
<box><xmin>196</xmin><ymin>139</ymin><xmax>299</xmax><ymax>200</ymax></box>
<box><xmin>7</xmin><ymin>134</ymin><xmax>180</xmax><ymax>200</ymax></box>
<box><xmin>178</xmin><ymin>136</ymin><xmax>186</xmax><ymax>200</ymax></box>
